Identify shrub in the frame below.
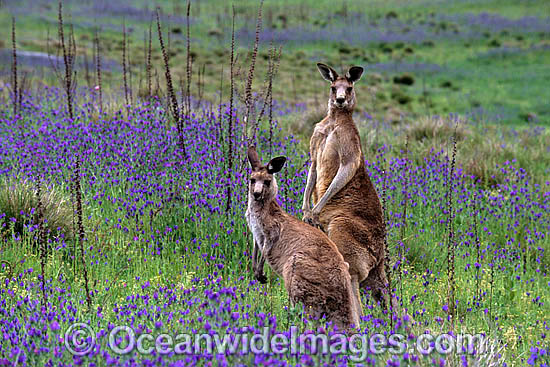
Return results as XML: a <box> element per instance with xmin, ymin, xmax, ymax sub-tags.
<box><xmin>338</xmin><ymin>45</ymin><xmax>351</xmax><ymax>54</ymax></box>
<box><xmin>393</xmin><ymin>73</ymin><xmax>415</xmax><ymax>86</ymax></box>
<box><xmin>0</xmin><ymin>178</ymin><xmax>73</xmax><ymax>241</ymax></box>
<box><xmin>385</xmin><ymin>11</ymin><xmax>398</xmax><ymax>19</ymax></box>
<box><xmin>396</xmin><ymin>94</ymin><xmax>411</xmax><ymax>104</ymax></box>
<box><xmin>288</xmin><ymin>104</ymin><xmax>327</xmax><ymax>138</ymax></box>
<box><xmin>207</xmin><ymin>28</ymin><xmax>223</xmax><ymax>38</ymax></box>
<box><xmin>294</xmin><ymin>50</ymin><xmax>306</xmax><ymax>60</ymax></box>
<box><xmin>401</xmin><ymin>116</ymin><xmax>550</xmax><ymax>186</ymax></box>
<box><xmin>488</xmin><ymin>39</ymin><xmax>501</xmax><ymax>47</ymax></box>
<box><xmin>422</xmin><ymin>40</ymin><xmax>435</xmax><ymax>47</ymax></box>
<box><xmin>358</xmin><ymin>115</ymin><xmax>549</xmax><ymax>186</ymax></box>
<box><xmin>367</xmin><ymin>73</ymin><xmax>383</xmax><ymax>85</ymax></box>
<box><xmin>406</xmin><ymin>116</ymin><xmax>470</xmax><ymax>142</ymax></box>
<box><xmin>519</xmin><ymin>112</ymin><xmax>538</xmax><ymax>123</ymax></box>
<box><xmin>391</xmin><ymin>88</ymin><xmax>412</xmax><ymax>104</ymax></box>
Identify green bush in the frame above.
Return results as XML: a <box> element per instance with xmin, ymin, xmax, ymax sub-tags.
<box><xmin>401</xmin><ymin>117</ymin><xmax>550</xmax><ymax>186</ymax></box>
<box><xmin>0</xmin><ymin>178</ymin><xmax>73</xmax><ymax>241</ymax></box>
<box><xmin>355</xmin><ymin>115</ymin><xmax>549</xmax><ymax>187</ymax></box>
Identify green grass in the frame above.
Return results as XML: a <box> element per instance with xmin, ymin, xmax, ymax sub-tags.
<box><xmin>0</xmin><ymin>158</ymin><xmax>547</xmax><ymax>365</ymax></box>
<box><xmin>2</xmin><ymin>0</ymin><xmax>550</xmax><ymax>125</ymax></box>
<box><xmin>0</xmin><ymin>101</ymin><xmax>548</xmax><ymax>365</ymax></box>
<box><xmin>0</xmin><ymin>177</ymin><xmax>74</xmax><ymax>242</ymax></box>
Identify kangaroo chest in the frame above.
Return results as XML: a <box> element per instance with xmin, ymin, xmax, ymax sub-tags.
<box><xmin>246</xmin><ymin>208</ymin><xmax>265</xmax><ymax>248</ymax></box>
<box><xmin>312</xmin><ymin>129</ymin><xmax>340</xmax><ymax>200</ymax></box>
<box><xmin>246</xmin><ymin>207</ymin><xmax>286</xmax><ymax>274</ymax></box>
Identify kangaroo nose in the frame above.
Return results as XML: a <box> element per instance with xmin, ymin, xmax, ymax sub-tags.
<box><xmin>336</xmin><ymin>97</ymin><xmax>345</xmax><ymax>104</ymax></box>
<box><xmin>253</xmin><ymin>192</ymin><xmax>261</xmax><ymax>200</ymax></box>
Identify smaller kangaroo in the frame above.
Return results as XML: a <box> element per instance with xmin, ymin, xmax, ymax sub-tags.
<box><xmin>245</xmin><ymin>146</ymin><xmax>360</xmax><ymax>332</ymax></box>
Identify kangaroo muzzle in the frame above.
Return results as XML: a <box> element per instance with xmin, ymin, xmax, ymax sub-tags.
<box><xmin>253</xmin><ymin>182</ymin><xmax>264</xmax><ymax>200</ymax></box>
<box><xmin>335</xmin><ymin>88</ymin><xmax>347</xmax><ymax>107</ymax></box>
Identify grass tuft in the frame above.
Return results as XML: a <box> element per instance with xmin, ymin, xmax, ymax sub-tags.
<box><xmin>393</xmin><ymin>116</ymin><xmax>550</xmax><ymax>186</ymax></box>
<box><xmin>0</xmin><ymin>178</ymin><xmax>73</xmax><ymax>242</ymax></box>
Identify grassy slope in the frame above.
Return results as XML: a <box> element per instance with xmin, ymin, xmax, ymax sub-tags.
<box><xmin>1</xmin><ymin>0</ymin><xmax>550</xmax><ymax>126</ymax></box>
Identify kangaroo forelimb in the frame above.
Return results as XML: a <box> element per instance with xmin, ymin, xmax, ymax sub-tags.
<box><xmin>302</xmin><ymin>161</ymin><xmax>317</xmax><ymax>212</ymax></box>
<box><xmin>252</xmin><ymin>240</ymin><xmax>267</xmax><ymax>283</ymax></box>
<box><xmin>312</xmin><ymin>161</ymin><xmax>358</xmax><ymax>215</ymax></box>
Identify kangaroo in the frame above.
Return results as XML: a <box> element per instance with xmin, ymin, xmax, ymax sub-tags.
<box><xmin>245</xmin><ymin>146</ymin><xmax>360</xmax><ymax>331</ymax></box>
<box><xmin>302</xmin><ymin>63</ymin><xmax>392</xmax><ymax>314</ymax></box>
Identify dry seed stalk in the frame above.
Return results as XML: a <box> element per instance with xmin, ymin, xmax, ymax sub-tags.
<box><xmin>147</xmin><ymin>21</ymin><xmax>153</xmax><ymax>99</ymax></box>
<box><xmin>446</xmin><ymin>123</ymin><xmax>458</xmax><ymax>327</ymax></box>
<box><xmin>11</xmin><ymin>17</ymin><xmax>18</xmax><ymax>118</ymax></box>
<box><xmin>473</xmin><ymin>190</ymin><xmax>481</xmax><ymax>303</ymax></box>
<box><xmin>156</xmin><ymin>8</ymin><xmax>187</xmax><ymax>159</ymax></box>
<box><xmin>381</xmin><ymin>157</ymin><xmax>393</xmax><ymax>327</ymax></box>
<box><xmin>243</xmin><ymin>0</ymin><xmax>263</xmax><ymax>141</ymax></box>
<box><xmin>58</xmin><ymin>1</ymin><xmax>92</xmax><ymax>310</ymax></box>
<box><xmin>36</xmin><ymin>178</ymin><xmax>48</xmax><ymax>308</ymax></box>
<box><xmin>254</xmin><ymin>43</ymin><xmax>280</xmax><ymax>146</ymax></box>
<box><xmin>398</xmin><ymin>137</ymin><xmax>409</xmax><ymax>307</ymax></box>
<box><xmin>58</xmin><ymin>1</ymin><xmax>74</xmax><ymax>120</ymax></box>
<box><xmin>225</xmin><ymin>6</ymin><xmax>236</xmax><ymax>214</ymax></box>
<box><xmin>74</xmin><ymin>158</ymin><xmax>93</xmax><ymax>309</ymax></box>
<box><xmin>122</xmin><ymin>20</ymin><xmax>129</xmax><ymax>111</ymax></box>
<box><xmin>185</xmin><ymin>0</ymin><xmax>192</xmax><ymax>114</ymax></box>
<box><xmin>94</xmin><ymin>28</ymin><xmax>103</xmax><ymax>111</ymax></box>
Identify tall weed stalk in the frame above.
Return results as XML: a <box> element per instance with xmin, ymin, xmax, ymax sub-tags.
<box><xmin>58</xmin><ymin>1</ymin><xmax>92</xmax><ymax>310</ymax></box>
<box><xmin>446</xmin><ymin>124</ymin><xmax>458</xmax><ymax>327</ymax></box>
<box><xmin>156</xmin><ymin>8</ymin><xmax>187</xmax><ymax>160</ymax></box>
<box><xmin>94</xmin><ymin>28</ymin><xmax>103</xmax><ymax>111</ymax></box>
<box><xmin>35</xmin><ymin>178</ymin><xmax>47</xmax><ymax>308</ymax></box>
<box><xmin>225</xmin><ymin>7</ymin><xmax>236</xmax><ymax>214</ymax></box>
<box><xmin>122</xmin><ymin>20</ymin><xmax>129</xmax><ymax>112</ymax></box>
<box><xmin>243</xmin><ymin>0</ymin><xmax>263</xmax><ymax>142</ymax></box>
<box><xmin>11</xmin><ymin>17</ymin><xmax>18</xmax><ymax>118</ymax></box>
<box><xmin>185</xmin><ymin>0</ymin><xmax>192</xmax><ymax>115</ymax></box>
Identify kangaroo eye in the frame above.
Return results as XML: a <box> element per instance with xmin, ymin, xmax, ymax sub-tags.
<box><xmin>264</xmin><ymin>180</ymin><xmax>271</xmax><ymax>186</ymax></box>
<box><xmin>347</xmin><ymin>87</ymin><xmax>353</xmax><ymax>93</ymax></box>
<box><xmin>250</xmin><ymin>178</ymin><xmax>256</xmax><ymax>184</ymax></box>
<box><xmin>331</xmin><ymin>87</ymin><xmax>336</xmax><ymax>93</ymax></box>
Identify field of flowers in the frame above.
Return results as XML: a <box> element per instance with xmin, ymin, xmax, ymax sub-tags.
<box><xmin>0</xmin><ymin>85</ymin><xmax>548</xmax><ymax>366</ymax></box>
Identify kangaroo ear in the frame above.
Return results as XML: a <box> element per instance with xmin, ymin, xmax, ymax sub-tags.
<box><xmin>346</xmin><ymin>66</ymin><xmax>364</xmax><ymax>83</ymax></box>
<box><xmin>317</xmin><ymin>63</ymin><xmax>338</xmax><ymax>82</ymax></box>
<box><xmin>247</xmin><ymin>146</ymin><xmax>262</xmax><ymax>171</ymax></box>
<box><xmin>266</xmin><ymin>156</ymin><xmax>287</xmax><ymax>174</ymax></box>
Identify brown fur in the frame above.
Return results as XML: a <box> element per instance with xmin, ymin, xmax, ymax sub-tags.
<box><xmin>246</xmin><ymin>146</ymin><xmax>360</xmax><ymax>332</ymax></box>
<box><xmin>303</xmin><ymin>64</ymin><xmax>391</xmax><ymax>313</ymax></box>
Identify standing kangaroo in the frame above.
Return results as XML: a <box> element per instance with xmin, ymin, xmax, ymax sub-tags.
<box><xmin>246</xmin><ymin>146</ymin><xmax>360</xmax><ymax>331</ymax></box>
<box><xmin>302</xmin><ymin>63</ymin><xmax>391</xmax><ymax>314</ymax></box>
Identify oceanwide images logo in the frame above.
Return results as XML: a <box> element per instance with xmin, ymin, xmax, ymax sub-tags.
<box><xmin>64</xmin><ymin>323</ymin><xmax>486</xmax><ymax>361</ymax></box>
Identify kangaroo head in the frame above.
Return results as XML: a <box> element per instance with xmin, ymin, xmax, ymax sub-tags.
<box><xmin>317</xmin><ymin>63</ymin><xmax>363</xmax><ymax>111</ymax></box>
<box><xmin>247</xmin><ymin>146</ymin><xmax>287</xmax><ymax>204</ymax></box>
